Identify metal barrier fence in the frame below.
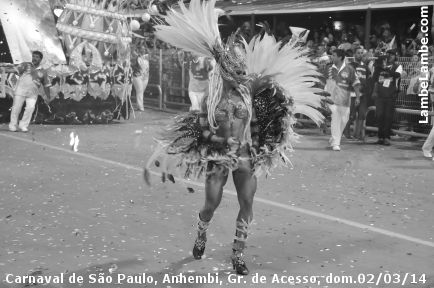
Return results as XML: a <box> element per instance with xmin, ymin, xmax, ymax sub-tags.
<box><xmin>365</xmin><ymin>106</ymin><xmax>434</xmax><ymax>139</ymax></box>
<box><xmin>393</xmin><ymin>57</ymin><xmax>433</xmax><ymax>135</ymax></box>
<box><xmin>141</xmin><ymin>49</ymin><xmax>190</xmax><ymax>112</ymax></box>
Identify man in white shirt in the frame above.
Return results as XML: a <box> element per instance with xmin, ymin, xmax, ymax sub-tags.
<box><xmin>325</xmin><ymin>49</ymin><xmax>362</xmax><ymax>151</ymax></box>
<box><xmin>7</xmin><ymin>51</ymin><xmax>51</xmax><ymax>132</ymax></box>
<box><xmin>188</xmin><ymin>54</ymin><xmax>214</xmax><ymax>111</ymax></box>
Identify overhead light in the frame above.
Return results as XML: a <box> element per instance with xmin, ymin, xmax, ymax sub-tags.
<box><xmin>54</xmin><ymin>7</ymin><xmax>64</xmax><ymax>17</ymax></box>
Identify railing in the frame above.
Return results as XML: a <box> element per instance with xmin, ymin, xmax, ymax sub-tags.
<box><xmin>141</xmin><ymin>48</ymin><xmax>191</xmax><ymax>112</ymax></box>
<box><xmin>365</xmin><ymin>106</ymin><xmax>434</xmax><ymax>138</ymax></box>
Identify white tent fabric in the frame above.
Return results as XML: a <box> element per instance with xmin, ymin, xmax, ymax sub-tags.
<box><xmin>0</xmin><ymin>0</ymin><xmax>66</xmax><ymax>67</ymax></box>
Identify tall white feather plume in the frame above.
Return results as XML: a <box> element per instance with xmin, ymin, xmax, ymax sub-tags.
<box><xmin>244</xmin><ymin>34</ymin><xmax>324</xmax><ymax>125</ymax></box>
<box><xmin>154</xmin><ymin>0</ymin><xmax>222</xmax><ymax>58</ymax></box>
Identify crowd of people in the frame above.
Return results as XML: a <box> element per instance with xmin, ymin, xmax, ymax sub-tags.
<box><xmin>279</xmin><ymin>21</ymin><xmax>434</xmax><ymax>157</ymax></box>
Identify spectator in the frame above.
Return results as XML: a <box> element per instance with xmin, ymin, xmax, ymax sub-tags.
<box><xmin>188</xmin><ymin>53</ymin><xmax>214</xmax><ymax>111</ymax></box>
<box><xmin>325</xmin><ymin>49</ymin><xmax>361</xmax><ymax>151</ymax></box>
<box><xmin>240</xmin><ymin>21</ymin><xmax>252</xmax><ymax>42</ymax></box>
<box><xmin>312</xmin><ymin>30</ymin><xmax>320</xmax><ymax>45</ymax></box>
<box><xmin>327</xmin><ymin>33</ymin><xmax>337</xmax><ymax>47</ymax></box>
<box><xmin>338</xmin><ymin>33</ymin><xmax>352</xmax><ymax>51</ymax></box>
<box><xmin>329</xmin><ymin>45</ymin><xmax>337</xmax><ymax>55</ymax></box>
<box><xmin>343</xmin><ymin>49</ymin><xmax>356</xmax><ymax>139</ymax></box>
<box><xmin>316</xmin><ymin>45</ymin><xmax>329</xmax><ymax>61</ymax></box>
<box><xmin>306</xmin><ymin>39</ymin><xmax>314</xmax><ymax>50</ymax></box>
<box><xmin>372</xmin><ymin>49</ymin><xmax>403</xmax><ymax>145</ymax></box>
<box><xmin>132</xmin><ymin>45</ymin><xmax>150</xmax><ymax>111</ymax></box>
<box><xmin>350</xmin><ymin>47</ymin><xmax>370</xmax><ymax>140</ymax></box>
<box><xmin>7</xmin><ymin>51</ymin><xmax>51</xmax><ymax>132</ymax></box>
<box><xmin>370</xmin><ymin>34</ymin><xmax>380</xmax><ymax>51</ymax></box>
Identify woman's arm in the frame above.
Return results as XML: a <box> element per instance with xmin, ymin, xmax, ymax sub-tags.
<box><xmin>199</xmin><ymin>98</ymin><xmax>225</xmax><ymax>144</ymax></box>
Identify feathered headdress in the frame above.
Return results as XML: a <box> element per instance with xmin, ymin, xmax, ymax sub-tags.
<box><xmin>243</xmin><ymin>33</ymin><xmax>324</xmax><ymax>124</ymax></box>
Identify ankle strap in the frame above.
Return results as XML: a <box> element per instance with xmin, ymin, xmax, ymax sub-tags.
<box><xmin>235</xmin><ymin>218</ymin><xmax>252</xmax><ymax>236</ymax></box>
<box><xmin>197</xmin><ymin>214</ymin><xmax>210</xmax><ymax>235</ymax></box>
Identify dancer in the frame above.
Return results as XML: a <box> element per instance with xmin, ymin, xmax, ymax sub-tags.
<box><xmin>146</xmin><ymin>0</ymin><xmax>324</xmax><ymax>275</ymax></box>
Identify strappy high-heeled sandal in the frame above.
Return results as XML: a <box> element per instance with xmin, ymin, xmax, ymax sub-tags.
<box><xmin>192</xmin><ymin>214</ymin><xmax>210</xmax><ymax>259</ymax></box>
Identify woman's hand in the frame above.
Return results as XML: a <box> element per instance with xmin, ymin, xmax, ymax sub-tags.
<box><xmin>226</xmin><ymin>137</ymin><xmax>241</xmax><ymax>151</ymax></box>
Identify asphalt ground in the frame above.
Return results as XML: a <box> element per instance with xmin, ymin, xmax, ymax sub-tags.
<box><xmin>0</xmin><ymin>108</ymin><xmax>433</xmax><ymax>288</ymax></box>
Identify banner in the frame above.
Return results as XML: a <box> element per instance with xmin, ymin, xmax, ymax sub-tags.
<box><xmin>0</xmin><ymin>0</ymin><xmax>66</xmax><ymax>67</ymax></box>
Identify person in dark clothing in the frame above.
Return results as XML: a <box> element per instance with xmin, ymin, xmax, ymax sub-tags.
<box><xmin>372</xmin><ymin>49</ymin><xmax>403</xmax><ymax>145</ymax></box>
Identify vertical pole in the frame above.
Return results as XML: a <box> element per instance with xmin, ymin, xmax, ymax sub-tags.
<box><xmin>250</xmin><ymin>13</ymin><xmax>255</xmax><ymax>39</ymax></box>
<box><xmin>159</xmin><ymin>48</ymin><xmax>163</xmax><ymax>110</ymax></box>
<box><xmin>181</xmin><ymin>54</ymin><xmax>185</xmax><ymax>101</ymax></box>
<box><xmin>272</xmin><ymin>14</ymin><xmax>277</xmax><ymax>35</ymax></box>
<box><xmin>364</xmin><ymin>7</ymin><xmax>372</xmax><ymax>49</ymax></box>
<box><xmin>0</xmin><ymin>67</ymin><xmax>5</xmax><ymax>99</ymax></box>
<box><xmin>431</xmin><ymin>5</ymin><xmax>434</xmax><ymax>42</ymax></box>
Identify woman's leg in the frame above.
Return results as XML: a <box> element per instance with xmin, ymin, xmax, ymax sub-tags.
<box><xmin>231</xmin><ymin>157</ymin><xmax>257</xmax><ymax>275</ymax></box>
<box><xmin>193</xmin><ymin>164</ymin><xmax>229</xmax><ymax>259</ymax></box>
